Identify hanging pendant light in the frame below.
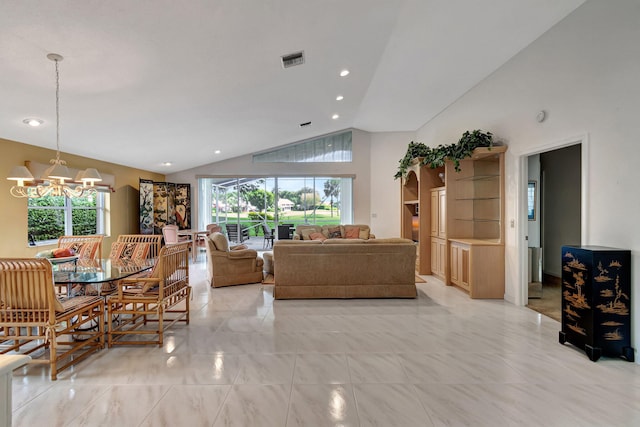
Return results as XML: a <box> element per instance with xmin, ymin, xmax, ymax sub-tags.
<box><xmin>7</xmin><ymin>53</ymin><xmax>102</xmax><ymax>198</ymax></box>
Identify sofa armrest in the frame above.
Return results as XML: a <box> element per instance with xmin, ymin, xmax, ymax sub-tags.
<box><xmin>227</xmin><ymin>249</ymin><xmax>259</xmax><ymax>259</ymax></box>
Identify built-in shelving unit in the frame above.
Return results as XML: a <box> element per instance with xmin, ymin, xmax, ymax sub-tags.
<box><xmin>400</xmin><ymin>145</ymin><xmax>507</xmax><ymax>298</ymax></box>
<box><xmin>446</xmin><ymin>146</ymin><xmax>506</xmax><ymax>298</ymax></box>
<box><xmin>400</xmin><ymin>159</ymin><xmax>444</xmax><ymax>275</ymax></box>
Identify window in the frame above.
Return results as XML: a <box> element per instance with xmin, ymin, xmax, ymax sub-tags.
<box><xmin>198</xmin><ymin>176</ymin><xmax>353</xmax><ymax>231</ymax></box>
<box><xmin>28</xmin><ymin>193</ymin><xmax>108</xmax><ymax>244</ymax></box>
<box><xmin>252</xmin><ymin>131</ymin><xmax>352</xmax><ymax>163</ymax></box>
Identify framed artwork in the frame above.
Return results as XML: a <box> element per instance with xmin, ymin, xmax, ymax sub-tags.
<box><xmin>528</xmin><ymin>181</ymin><xmax>537</xmax><ymax>221</ymax></box>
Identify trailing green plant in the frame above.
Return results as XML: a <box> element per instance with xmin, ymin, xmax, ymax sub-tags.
<box><xmin>394</xmin><ymin>130</ymin><xmax>493</xmax><ymax>179</ymax></box>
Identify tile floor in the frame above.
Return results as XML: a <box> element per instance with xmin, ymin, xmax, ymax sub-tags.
<box><xmin>10</xmin><ymin>257</ymin><xmax>640</xmax><ymax>426</ymax></box>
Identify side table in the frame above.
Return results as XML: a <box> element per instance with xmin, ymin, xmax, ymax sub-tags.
<box><xmin>0</xmin><ymin>355</ymin><xmax>31</xmax><ymax>427</ymax></box>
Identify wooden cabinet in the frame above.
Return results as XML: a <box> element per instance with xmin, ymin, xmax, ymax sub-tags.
<box><xmin>450</xmin><ymin>239</ymin><xmax>504</xmax><ymax>298</ymax></box>
<box><xmin>559</xmin><ymin>246</ymin><xmax>634</xmax><ymax>362</ymax></box>
<box><xmin>400</xmin><ymin>159</ymin><xmax>444</xmax><ymax>275</ymax></box>
<box><xmin>445</xmin><ymin>147</ymin><xmax>506</xmax><ymax>298</ymax></box>
<box><xmin>450</xmin><ymin>241</ymin><xmax>469</xmax><ymax>290</ymax></box>
<box><xmin>429</xmin><ymin>187</ymin><xmax>446</xmax><ymax>280</ymax></box>
<box><xmin>400</xmin><ymin>146</ymin><xmax>506</xmax><ymax>296</ymax></box>
<box><xmin>430</xmin><ymin>188</ymin><xmax>446</xmax><ymax>238</ymax></box>
<box><xmin>431</xmin><ymin>237</ymin><xmax>447</xmax><ymax>280</ymax></box>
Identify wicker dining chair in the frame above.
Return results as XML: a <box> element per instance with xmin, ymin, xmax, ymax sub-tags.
<box><xmin>57</xmin><ymin>235</ymin><xmax>104</xmax><ymax>260</ymax></box>
<box><xmin>107</xmin><ymin>242</ymin><xmax>191</xmax><ymax>347</ymax></box>
<box><xmin>0</xmin><ymin>258</ymin><xmax>105</xmax><ymax>380</ymax></box>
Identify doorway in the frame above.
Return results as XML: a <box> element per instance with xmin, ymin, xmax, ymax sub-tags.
<box><xmin>525</xmin><ymin>144</ymin><xmax>582</xmax><ymax>321</ymax></box>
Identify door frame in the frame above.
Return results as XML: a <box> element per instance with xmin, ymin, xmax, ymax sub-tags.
<box><xmin>516</xmin><ymin>133</ymin><xmax>590</xmax><ymax>306</ymax></box>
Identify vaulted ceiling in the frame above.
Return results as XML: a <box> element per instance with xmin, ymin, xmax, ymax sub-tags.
<box><xmin>0</xmin><ymin>0</ymin><xmax>585</xmax><ymax>173</ymax></box>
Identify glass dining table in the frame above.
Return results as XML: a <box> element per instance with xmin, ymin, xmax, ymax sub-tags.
<box><xmin>52</xmin><ymin>258</ymin><xmax>155</xmax><ymax>297</ymax></box>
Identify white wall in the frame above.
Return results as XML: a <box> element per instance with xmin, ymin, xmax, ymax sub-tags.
<box><xmin>369</xmin><ymin>131</ymin><xmax>416</xmax><ymax>238</ymax></box>
<box><xmin>390</xmin><ymin>0</ymin><xmax>639</xmax><ymax>356</ymax></box>
<box><xmin>167</xmin><ymin>129</ymin><xmax>373</xmax><ymax>228</ymax></box>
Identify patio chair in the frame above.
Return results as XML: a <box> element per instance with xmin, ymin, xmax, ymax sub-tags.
<box><xmin>225</xmin><ymin>223</ymin><xmax>249</xmax><ymax>243</ymax></box>
<box><xmin>206</xmin><ymin>224</ymin><xmax>223</xmax><ymax>235</ymax></box>
<box><xmin>261</xmin><ymin>223</ymin><xmax>275</xmax><ymax>249</ymax></box>
<box><xmin>0</xmin><ymin>258</ymin><xmax>105</xmax><ymax>380</ymax></box>
<box><xmin>107</xmin><ymin>242</ymin><xmax>191</xmax><ymax>347</ymax></box>
<box><xmin>162</xmin><ymin>224</ymin><xmax>189</xmax><ymax>245</ymax></box>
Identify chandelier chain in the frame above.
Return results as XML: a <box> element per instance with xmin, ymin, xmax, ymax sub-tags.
<box><xmin>54</xmin><ymin>57</ymin><xmax>62</xmax><ymax>163</ymax></box>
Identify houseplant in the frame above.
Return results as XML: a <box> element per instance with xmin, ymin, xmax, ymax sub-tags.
<box><xmin>394</xmin><ymin>130</ymin><xmax>494</xmax><ymax>179</ymax></box>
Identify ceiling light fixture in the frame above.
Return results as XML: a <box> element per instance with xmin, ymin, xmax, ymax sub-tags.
<box><xmin>23</xmin><ymin>118</ymin><xmax>44</xmax><ymax>127</ymax></box>
<box><xmin>336</xmin><ymin>95</ymin><xmax>344</xmax><ymax>101</ymax></box>
<box><xmin>339</xmin><ymin>69</ymin><xmax>350</xmax><ymax>77</ymax></box>
<box><xmin>214</xmin><ymin>150</ymin><xmax>221</xmax><ymax>154</ymax></box>
<box><xmin>332</xmin><ymin>114</ymin><xmax>339</xmax><ymax>120</ymax></box>
<box><xmin>162</xmin><ymin>162</ymin><xmax>172</xmax><ymax>166</ymax></box>
<box><xmin>8</xmin><ymin>53</ymin><xmax>102</xmax><ymax>198</ymax></box>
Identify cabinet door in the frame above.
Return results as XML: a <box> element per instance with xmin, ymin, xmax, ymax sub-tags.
<box><xmin>450</xmin><ymin>243</ymin><xmax>470</xmax><ymax>290</ymax></box>
<box><xmin>430</xmin><ymin>190</ymin><xmax>438</xmax><ymax>236</ymax></box>
<box><xmin>437</xmin><ymin>239</ymin><xmax>447</xmax><ymax>278</ymax></box>
<box><xmin>459</xmin><ymin>246</ymin><xmax>470</xmax><ymax>290</ymax></box>
<box><xmin>450</xmin><ymin>244</ymin><xmax>459</xmax><ymax>284</ymax></box>
<box><xmin>438</xmin><ymin>189</ymin><xmax>446</xmax><ymax>237</ymax></box>
<box><xmin>431</xmin><ymin>239</ymin><xmax>438</xmax><ymax>275</ymax></box>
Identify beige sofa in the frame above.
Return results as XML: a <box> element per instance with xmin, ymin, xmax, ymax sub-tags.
<box><xmin>272</xmin><ymin>238</ymin><xmax>417</xmax><ymax>299</ymax></box>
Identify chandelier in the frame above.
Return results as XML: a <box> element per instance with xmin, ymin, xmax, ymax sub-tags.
<box><xmin>7</xmin><ymin>53</ymin><xmax>102</xmax><ymax>198</ymax></box>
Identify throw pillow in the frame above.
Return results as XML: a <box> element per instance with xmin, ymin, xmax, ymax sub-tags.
<box><xmin>359</xmin><ymin>227</ymin><xmax>370</xmax><ymax>240</ymax></box>
<box><xmin>327</xmin><ymin>226</ymin><xmax>342</xmax><ymax>239</ymax></box>
<box><xmin>110</xmin><ymin>242</ymin><xmax>135</xmax><ymax>260</ymax></box>
<box><xmin>132</xmin><ymin>243</ymin><xmax>151</xmax><ymax>260</ymax></box>
<box><xmin>344</xmin><ymin>226</ymin><xmax>360</xmax><ymax>239</ymax></box>
<box><xmin>301</xmin><ymin>229</ymin><xmax>314</xmax><ymax>240</ymax></box>
<box><xmin>309</xmin><ymin>232</ymin><xmax>326</xmax><ymax>242</ymax></box>
<box><xmin>61</xmin><ymin>241</ymin><xmax>99</xmax><ymax>260</ymax></box>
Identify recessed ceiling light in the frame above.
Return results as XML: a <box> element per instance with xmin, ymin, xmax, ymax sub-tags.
<box><xmin>162</xmin><ymin>162</ymin><xmax>172</xmax><ymax>166</ymax></box>
<box><xmin>23</xmin><ymin>118</ymin><xmax>43</xmax><ymax>127</ymax></box>
<box><xmin>336</xmin><ymin>95</ymin><xmax>344</xmax><ymax>101</ymax></box>
<box><xmin>339</xmin><ymin>69</ymin><xmax>350</xmax><ymax>77</ymax></box>
<box><xmin>214</xmin><ymin>150</ymin><xmax>221</xmax><ymax>154</ymax></box>
<box><xmin>332</xmin><ymin>114</ymin><xmax>339</xmax><ymax>120</ymax></box>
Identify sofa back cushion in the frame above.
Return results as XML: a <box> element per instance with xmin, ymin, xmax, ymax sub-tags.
<box><xmin>343</xmin><ymin>224</ymin><xmax>371</xmax><ymax>239</ymax></box>
<box><xmin>296</xmin><ymin>225</ymin><xmax>322</xmax><ymax>240</ymax></box>
<box><xmin>210</xmin><ymin>232</ymin><xmax>229</xmax><ymax>252</ymax></box>
<box><xmin>322</xmin><ymin>225</ymin><xmax>344</xmax><ymax>239</ymax></box>
<box><xmin>309</xmin><ymin>232</ymin><xmax>327</xmax><ymax>242</ymax></box>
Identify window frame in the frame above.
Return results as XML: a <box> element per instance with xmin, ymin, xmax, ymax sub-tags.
<box><xmin>28</xmin><ymin>192</ymin><xmax>108</xmax><ymax>246</ymax></box>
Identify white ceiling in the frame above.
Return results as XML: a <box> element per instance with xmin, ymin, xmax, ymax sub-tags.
<box><xmin>0</xmin><ymin>0</ymin><xmax>585</xmax><ymax>174</ymax></box>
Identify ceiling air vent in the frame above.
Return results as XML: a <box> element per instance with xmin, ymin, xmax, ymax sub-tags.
<box><xmin>281</xmin><ymin>51</ymin><xmax>304</xmax><ymax>68</ymax></box>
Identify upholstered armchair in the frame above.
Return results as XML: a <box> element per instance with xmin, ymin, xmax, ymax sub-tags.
<box><xmin>206</xmin><ymin>232</ymin><xmax>264</xmax><ymax>287</ymax></box>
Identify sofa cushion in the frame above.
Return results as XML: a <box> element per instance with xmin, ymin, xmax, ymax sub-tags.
<box><xmin>341</xmin><ymin>224</ymin><xmax>371</xmax><ymax>240</ymax></box>
<box><xmin>365</xmin><ymin>238</ymin><xmax>413</xmax><ymax>244</ymax></box>
<box><xmin>324</xmin><ymin>225</ymin><xmax>343</xmax><ymax>239</ymax></box>
<box><xmin>323</xmin><ymin>238</ymin><xmax>366</xmax><ymax>244</ymax></box>
<box><xmin>344</xmin><ymin>226</ymin><xmax>361</xmax><ymax>239</ymax></box>
<box><xmin>309</xmin><ymin>232</ymin><xmax>326</xmax><ymax>242</ymax></box>
<box><xmin>210</xmin><ymin>232</ymin><xmax>229</xmax><ymax>251</ymax></box>
<box><xmin>294</xmin><ymin>225</ymin><xmax>322</xmax><ymax>240</ymax></box>
<box><xmin>301</xmin><ymin>229</ymin><xmax>315</xmax><ymax>240</ymax></box>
